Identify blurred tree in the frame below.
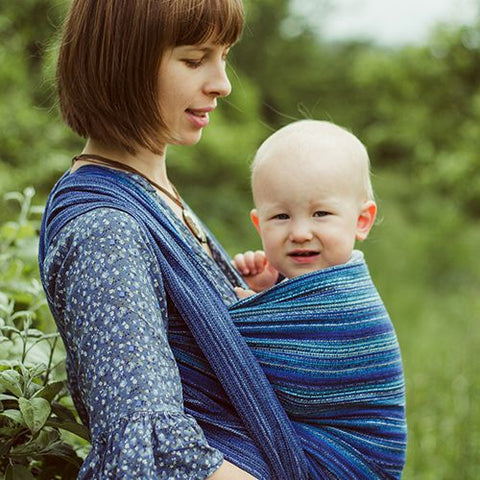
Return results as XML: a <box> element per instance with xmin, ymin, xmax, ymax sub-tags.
<box><xmin>0</xmin><ymin>1</ymin><xmax>78</xmax><ymax>198</ymax></box>
<box><xmin>1</xmin><ymin>0</ymin><xmax>480</xmax><ymax>221</ymax></box>
<box><xmin>348</xmin><ymin>22</ymin><xmax>480</xmax><ymax>216</ymax></box>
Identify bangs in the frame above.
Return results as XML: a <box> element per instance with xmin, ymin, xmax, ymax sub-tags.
<box><xmin>57</xmin><ymin>0</ymin><xmax>244</xmax><ymax>155</ymax></box>
<box><xmin>169</xmin><ymin>0</ymin><xmax>244</xmax><ymax>46</ymax></box>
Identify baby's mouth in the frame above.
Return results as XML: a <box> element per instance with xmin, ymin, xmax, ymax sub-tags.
<box><xmin>288</xmin><ymin>250</ymin><xmax>319</xmax><ymax>257</ymax></box>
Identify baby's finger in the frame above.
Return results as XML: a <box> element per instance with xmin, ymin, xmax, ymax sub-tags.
<box><xmin>242</xmin><ymin>250</ymin><xmax>259</xmax><ymax>275</ymax></box>
<box><xmin>252</xmin><ymin>250</ymin><xmax>268</xmax><ymax>270</ymax></box>
<box><xmin>234</xmin><ymin>287</ymin><xmax>255</xmax><ymax>299</ymax></box>
<box><xmin>232</xmin><ymin>252</ymin><xmax>250</xmax><ymax>275</ymax></box>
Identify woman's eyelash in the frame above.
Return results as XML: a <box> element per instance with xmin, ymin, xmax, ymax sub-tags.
<box><xmin>183</xmin><ymin>59</ymin><xmax>203</xmax><ymax>68</ymax></box>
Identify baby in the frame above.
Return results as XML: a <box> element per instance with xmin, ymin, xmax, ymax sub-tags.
<box><xmin>234</xmin><ymin>119</ymin><xmax>377</xmax><ymax>289</ymax></box>
<box><xmin>229</xmin><ymin>120</ymin><xmax>407</xmax><ymax>478</ymax></box>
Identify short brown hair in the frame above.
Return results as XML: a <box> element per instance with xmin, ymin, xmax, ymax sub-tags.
<box><xmin>57</xmin><ymin>0</ymin><xmax>244</xmax><ymax>154</ymax></box>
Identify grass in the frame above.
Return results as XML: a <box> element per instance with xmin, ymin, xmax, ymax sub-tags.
<box><xmin>359</xmin><ymin>171</ymin><xmax>480</xmax><ymax>479</ymax></box>
<box><xmin>397</xmin><ymin>289</ymin><xmax>480</xmax><ymax>479</ymax></box>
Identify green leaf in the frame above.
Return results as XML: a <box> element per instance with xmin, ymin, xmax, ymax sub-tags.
<box><xmin>46</xmin><ymin>418</ymin><xmax>91</xmax><ymax>442</ymax></box>
<box><xmin>33</xmin><ymin>381</ymin><xmax>64</xmax><ymax>402</ymax></box>
<box><xmin>16</xmin><ymin>222</ymin><xmax>35</xmax><ymax>240</ymax></box>
<box><xmin>39</xmin><ymin>441</ymin><xmax>84</xmax><ymax>467</ymax></box>
<box><xmin>0</xmin><ymin>393</ymin><xmax>18</xmax><ymax>413</ymax></box>
<box><xmin>10</xmin><ymin>427</ymin><xmax>60</xmax><ymax>456</ymax></box>
<box><xmin>0</xmin><ymin>369</ymin><xmax>23</xmax><ymax>396</ymax></box>
<box><xmin>0</xmin><ymin>221</ymin><xmax>18</xmax><ymax>242</ymax></box>
<box><xmin>0</xmin><ymin>325</ymin><xmax>21</xmax><ymax>334</ymax></box>
<box><xmin>18</xmin><ymin>397</ymin><xmax>51</xmax><ymax>433</ymax></box>
<box><xmin>0</xmin><ymin>393</ymin><xmax>18</xmax><ymax>401</ymax></box>
<box><xmin>0</xmin><ymin>291</ymin><xmax>10</xmax><ymax>310</ymax></box>
<box><xmin>50</xmin><ymin>402</ymin><xmax>76</xmax><ymax>422</ymax></box>
<box><xmin>5</xmin><ymin>464</ymin><xmax>36</xmax><ymax>480</ymax></box>
<box><xmin>0</xmin><ymin>408</ymin><xmax>26</xmax><ymax>426</ymax></box>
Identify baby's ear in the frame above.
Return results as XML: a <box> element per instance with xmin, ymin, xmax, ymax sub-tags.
<box><xmin>355</xmin><ymin>201</ymin><xmax>377</xmax><ymax>241</ymax></box>
<box><xmin>250</xmin><ymin>209</ymin><xmax>261</xmax><ymax>233</ymax></box>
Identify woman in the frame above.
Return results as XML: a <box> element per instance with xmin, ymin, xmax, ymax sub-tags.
<box><xmin>38</xmin><ymin>0</ymin><xmax>309</xmax><ymax>479</ymax></box>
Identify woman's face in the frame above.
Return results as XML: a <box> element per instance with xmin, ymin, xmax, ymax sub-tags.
<box><xmin>157</xmin><ymin>40</ymin><xmax>232</xmax><ymax>146</ymax></box>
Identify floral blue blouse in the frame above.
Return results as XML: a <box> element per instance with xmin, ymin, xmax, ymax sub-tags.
<box><xmin>42</xmin><ymin>170</ymin><xmax>256</xmax><ymax>479</ymax></box>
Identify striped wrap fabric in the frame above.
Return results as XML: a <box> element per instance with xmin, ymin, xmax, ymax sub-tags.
<box><xmin>228</xmin><ymin>254</ymin><xmax>407</xmax><ymax>478</ymax></box>
<box><xmin>39</xmin><ymin>166</ymin><xmax>406</xmax><ymax>479</ymax></box>
<box><xmin>38</xmin><ymin>166</ymin><xmax>310</xmax><ymax>479</ymax></box>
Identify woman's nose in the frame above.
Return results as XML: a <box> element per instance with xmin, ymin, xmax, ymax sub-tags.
<box><xmin>205</xmin><ymin>63</ymin><xmax>231</xmax><ymax>98</ymax></box>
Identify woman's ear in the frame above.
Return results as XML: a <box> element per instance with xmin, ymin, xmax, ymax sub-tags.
<box><xmin>355</xmin><ymin>201</ymin><xmax>377</xmax><ymax>241</ymax></box>
<box><xmin>250</xmin><ymin>209</ymin><xmax>261</xmax><ymax>234</ymax></box>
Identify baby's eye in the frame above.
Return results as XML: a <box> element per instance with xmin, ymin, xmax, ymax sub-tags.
<box><xmin>313</xmin><ymin>211</ymin><xmax>330</xmax><ymax>217</ymax></box>
<box><xmin>272</xmin><ymin>213</ymin><xmax>289</xmax><ymax>220</ymax></box>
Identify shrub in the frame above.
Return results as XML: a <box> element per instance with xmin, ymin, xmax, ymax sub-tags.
<box><xmin>0</xmin><ymin>188</ymin><xmax>90</xmax><ymax>479</ymax></box>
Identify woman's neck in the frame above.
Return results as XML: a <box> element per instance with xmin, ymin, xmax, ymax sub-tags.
<box><xmin>75</xmin><ymin>139</ymin><xmax>170</xmax><ymax>187</ymax></box>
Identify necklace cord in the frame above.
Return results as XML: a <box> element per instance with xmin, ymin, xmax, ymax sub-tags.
<box><xmin>72</xmin><ymin>154</ymin><xmax>208</xmax><ymax>244</ymax></box>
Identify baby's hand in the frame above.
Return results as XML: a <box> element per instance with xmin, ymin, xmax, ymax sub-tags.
<box><xmin>232</xmin><ymin>250</ymin><xmax>279</xmax><ymax>292</ymax></box>
<box><xmin>234</xmin><ymin>287</ymin><xmax>256</xmax><ymax>299</ymax></box>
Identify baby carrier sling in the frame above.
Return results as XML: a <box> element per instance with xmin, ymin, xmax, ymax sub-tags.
<box><xmin>39</xmin><ymin>167</ymin><xmax>406</xmax><ymax>479</ymax></box>
<box><xmin>227</xmin><ymin>254</ymin><xmax>407</xmax><ymax>478</ymax></box>
<box><xmin>38</xmin><ymin>166</ymin><xmax>309</xmax><ymax>479</ymax></box>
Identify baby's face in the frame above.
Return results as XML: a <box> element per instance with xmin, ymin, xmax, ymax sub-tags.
<box><xmin>252</xmin><ymin>143</ymin><xmax>370</xmax><ymax>278</ymax></box>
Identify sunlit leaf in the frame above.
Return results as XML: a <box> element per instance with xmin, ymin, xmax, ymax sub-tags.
<box><xmin>0</xmin><ymin>369</ymin><xmax>23</xmax><ymax>396</ymax></box>
<box><xmin>18</xmin><ymin>397</ymin><xmax>51</xmax><ymax>433</ymax></box>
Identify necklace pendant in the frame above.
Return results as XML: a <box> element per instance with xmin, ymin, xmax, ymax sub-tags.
<box><xmin>183</xmin><ymin>210</ymin><xmax>207</xmax><ymax>244</ymax></box>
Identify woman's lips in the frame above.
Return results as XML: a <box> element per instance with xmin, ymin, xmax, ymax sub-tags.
<box><xmin>186</xmin><ymin>108</ymin><xmax>212</xmax><ymax>128</ymax></box>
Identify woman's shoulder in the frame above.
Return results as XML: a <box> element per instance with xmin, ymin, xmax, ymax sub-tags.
<box><xmin>57</xmin><ymin>207</ymin><xmax>147</xmax><ymax>243</ymax></box>
<box><xmin>43</xmin><ymin>207</ymin><xmax>156</xmax><ymax>273</ymax></box>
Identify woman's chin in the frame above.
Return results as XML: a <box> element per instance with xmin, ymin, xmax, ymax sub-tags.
<box><xmin>169</xmin><ymin>131</ymin><xmax>204</xmax><ymax>147</ymax></box>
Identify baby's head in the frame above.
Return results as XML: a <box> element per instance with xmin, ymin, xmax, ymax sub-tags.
<box><xmin>250</xmin><ymin>120</ymin><xmax>377</xmax><ymax>278</ymax></box>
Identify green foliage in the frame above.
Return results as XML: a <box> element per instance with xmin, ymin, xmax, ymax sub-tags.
<box><xmin>0</xmin><ymin>190</ymin><xmax>90</xmax><ymax>479</ymax></box>
<box><xmin>360</xmin><ymin>171</ymin><xmax>480</xmax><ymax>479</ymax></box>
<box><xmin>0</xmin><ymin>1</ymin><xmax>80</xmax><ymax>199</ymax></box>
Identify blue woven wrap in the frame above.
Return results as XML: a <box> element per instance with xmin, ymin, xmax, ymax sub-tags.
<box><xmin>38</xmin><ymin>166</ymin><xmax>310</xmax><ymax>479</ymax></box>
<box><xmin>228</xmin><ymin>256</ymin><xmax>407</xmax><ymax>478</ymax></box>
<box><xmin>39</xmin><ymin>166</ymin><xmax>406</xmax><ymax>479</ymax></box>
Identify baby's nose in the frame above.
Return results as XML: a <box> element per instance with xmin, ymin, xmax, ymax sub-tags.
<box><xmin>289</xmin><ymin>222</ymin><xmax>314</xmax><ymax>242</ymax></box>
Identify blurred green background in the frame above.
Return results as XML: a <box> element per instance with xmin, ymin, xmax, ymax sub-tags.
<box><xmin>1</xmin><ymin>1</ymin><xmax>479</xmax><ymax>478</ymax></box>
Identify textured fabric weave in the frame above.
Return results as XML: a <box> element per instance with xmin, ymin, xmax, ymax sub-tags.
<box><xmin>39</xmin><ymin>166</ymin><xmax>309</xmax><ymax>480</ymax></box>
<box><xmin>39</xmin><ymin>166</ymin><xmax>406</xmax><ymax>479</ymax></box>
<box><xmin>229</xmin><ymin>254</ymin><xmax>407</xmax><ymax>478</ymax></box>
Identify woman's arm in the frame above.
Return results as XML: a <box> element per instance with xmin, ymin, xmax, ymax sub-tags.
<box><xmin>209</xmin><ymin>460</ymin><xmax>257</xmax><ymax>479</ymax></box>
<box><xmin>46</xmin><ymin>208</ymin><xmax>255</xmax><ymax>478</ymax></box>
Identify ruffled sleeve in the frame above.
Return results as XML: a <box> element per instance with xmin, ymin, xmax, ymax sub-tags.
<box><xmin>42</xmin><ymin>208</ymin><xmax>223</xmax><ymax>479</ymax></box>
